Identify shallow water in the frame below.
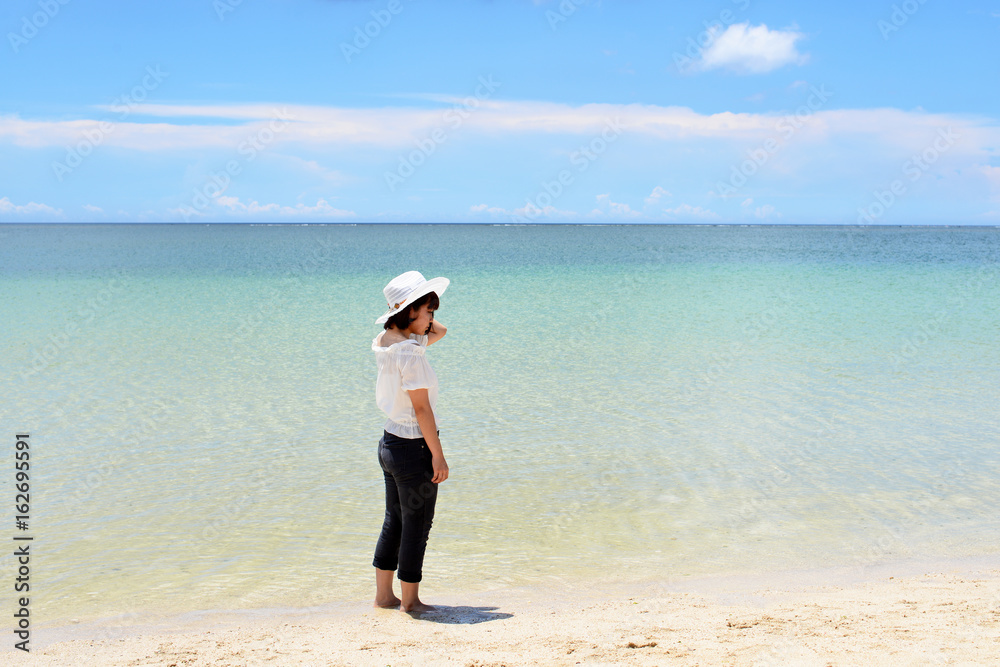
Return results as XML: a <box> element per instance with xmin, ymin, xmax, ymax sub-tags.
<box><xmin>2</xmin><ymin>223</ymin><xmax>998</xmax><ymax>628</ymax></box>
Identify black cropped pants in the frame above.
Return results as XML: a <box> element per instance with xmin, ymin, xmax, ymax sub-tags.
<box><xmin>372</xmin><ymin>429</ymin><xmax>439</xmax><ymax>583</ymax></box>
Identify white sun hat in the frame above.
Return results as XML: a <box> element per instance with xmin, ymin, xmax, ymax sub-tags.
<box><xmin>375</xmin><ymin>271</ymin><xmax>450</xmax><ymax>324</ymax></box>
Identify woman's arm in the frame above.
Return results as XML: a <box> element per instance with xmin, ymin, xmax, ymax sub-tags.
<box><xmin>426</xmin><ymin>320</ymin><xmax>446</xmax><ymax>346</ymax></box>
<box><xmin>408</xmin><ymin>388</ymin><xmax>448</xmax><ymax>483</ymax></box>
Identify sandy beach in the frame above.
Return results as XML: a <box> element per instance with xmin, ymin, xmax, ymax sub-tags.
<box><xmin>19</xmin><ymin>557</ymin><xmax>1000</xmax><ymax>666</ymax></box>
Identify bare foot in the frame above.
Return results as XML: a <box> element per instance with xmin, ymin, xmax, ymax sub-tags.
<box><xmin>400</xmin><ymin>600</ymin><xmax>436</xmax><ymax>613</ymax></box>
<box><xmin>373</xmin><ymin>595</ymin><xmax>401</xmax><ymax>608</ymax></box>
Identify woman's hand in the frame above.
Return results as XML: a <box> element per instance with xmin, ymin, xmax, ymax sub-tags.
<box><xmin>431</xmin><ymin>455</ymin><xmax>449</xmax><ymax>484</ymax></box>
<box><xmin>409</xmin><ymin>396</ymin><xmax>446</xmax><ymax>482</ymax></box>
<box><xmin>426</xmin><ymin>320</ymin><xmax>446</xmax><ymax>346</ymax></box>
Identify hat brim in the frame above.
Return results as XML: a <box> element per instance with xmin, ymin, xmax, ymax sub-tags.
<box><xmin>375</xmin><ymin>276</ymin><xmax>449</xmax><ymax>324</ymax></box>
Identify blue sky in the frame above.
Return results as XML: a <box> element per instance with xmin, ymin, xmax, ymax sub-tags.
<box><xmin>1</xmin><ymin>0</ymin><xmax>998</xmax><ymax>223</ymax></box>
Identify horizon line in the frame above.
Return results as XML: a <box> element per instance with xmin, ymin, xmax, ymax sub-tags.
<box><xmin>2</xmin><ymin>222</ymin><xmax>999</xmax><ymax>229</ymax></box>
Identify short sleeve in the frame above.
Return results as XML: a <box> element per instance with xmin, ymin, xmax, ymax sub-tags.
<box><xmin>399</xmin><ymin>351</ymin><xmax>434</xmax><ymax>391</ymax></box>
<box><xmin>409</xmin><ymin>333</ymin><xmax>428</xmax><ymax>347</ymax></box>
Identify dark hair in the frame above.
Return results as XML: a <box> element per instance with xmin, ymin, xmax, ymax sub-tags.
<box><xmin>384</xmin><ymin>291</ymin><xmax>440</xmax><ymax>331</ymax></box>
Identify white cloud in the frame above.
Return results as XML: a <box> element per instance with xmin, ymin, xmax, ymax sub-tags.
<box><xmin>470</xmin><ymin>203</ymin><xmax>509</xmax><ymax>215</ymax></box>
<box><xmin>644</xmin><ymin>186</ymin><xmax>672</xmax><ymax>206</ymax></box>
<box><xmin>754</xmin><ymin>204</ymin><xmax>779</xmax><ymax>219</ymax></box>
<box><xmin>2</xmin><ymin>102</ymin><xmax>997</xmax><ymax>159</ymax></box>
<box><xmin>695</xmin><ymin>22</ymin><xmax>808</xmax><ymax>75</ymax></box>
<box><xmin>741</xmin><ymin>197</ymin><xmax>780</xmax><ymax>219</ymax></box>
<box><xmin>516</xmin><ymin>204</ymin><xmax>575</xmax><ymax>219</ymax></box>
<box><xmin>981</xmin><ymin>165</ymin><xmax>1000</xmax><ymax>190</ymax></box>
<box><xmin>585</xmin><ymin>192</ymin><xmax>717</xmax><ymax>221</ymax></box>
<box><xmin>272</xmin><ymin>155</ymin><xmax>350</xmax><ymax>185</ymax></box>
<box><xmin>593</xmin><ymin>193</ymin><xmax>641</xmax><ymax>218</ymax></box>
<box><xmin>0</xmin><ymin>197</ymin><xmax>63</xmax><ymax>219</ymax></box>
<box><xmin>214</xmin><ymin>196</ymin><xmax>279</xmax><ymax>214</ymax></box>
<box><xmin>82</xmin><ymin>204</ymin><xmax>104</xmax><ymax>213</ymax></box>
<box><xmin>469</xmin><ymin>202</ymin><xmax>576</xmax><ymax>221</ymax></box>
<box><xmin>980</xmin><ymin>165</ymin><xmax>1000</xmax><ymax>207</ymax></box>
<box><xmin>469</xmin><ymin>203</ymin><xmax>513</xmax><ymax>217</ymax></box>
<box><xmin>661</xmin><ymin>203</ymin><xmax>719</xmax><ymax>220</ymax></box>
<box><xmin>214</xmin><ymin>196</ymin><xmax>356</xmax><ymax>218</ymax></box>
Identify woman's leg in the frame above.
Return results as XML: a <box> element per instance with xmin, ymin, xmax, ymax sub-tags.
<box><xmin>374</xmin><ymin>567</ymin><xmax>399</xmax><ymax>607</ymax></box>
<box><xmin>372</xmin><ymin>435</ymin><xmax>402</xmax><ymax>607</ymax></box>
<box><xmin>396</xmin><ymin>443</ymin><xmax>438</xmax><ymax>612</ymax></box>
<box><xmin>372</xmin><ymin>465</ymin><xmax>403</xmax><ymax>567</ymax></box>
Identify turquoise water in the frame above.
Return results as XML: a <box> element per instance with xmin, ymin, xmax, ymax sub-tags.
<box><xmin>1</xmin><ymin>223</ymin><xmax>999</xmax><ymax>630</ymax></box>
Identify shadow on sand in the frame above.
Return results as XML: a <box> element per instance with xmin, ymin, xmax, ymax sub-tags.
<box><xmin>403</xmin><ymin>605</ymin><xmax>511</xmax><ymax>624</ymax></box>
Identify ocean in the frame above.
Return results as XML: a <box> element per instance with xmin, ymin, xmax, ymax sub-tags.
<box><xmin>2</xmin><ymin>223</ymin><xmax>998</xmax><ymax>634</ymax></box>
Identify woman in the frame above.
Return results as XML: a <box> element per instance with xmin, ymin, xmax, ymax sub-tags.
<box><xmin>371</xmin><ymin>270</ymin><xmax>450</xmax><ymax>613</ymax></box>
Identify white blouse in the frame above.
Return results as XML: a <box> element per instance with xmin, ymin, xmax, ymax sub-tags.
<box><xmin>372</xmin><ymin>332</ymin><xmax>439</xmax><ymax>439</ymax></box>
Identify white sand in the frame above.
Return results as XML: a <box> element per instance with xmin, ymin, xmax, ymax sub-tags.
<box><xmin>18</xmin><ymin>557</ymin><xmax>1000</xmax><ymax>666</ymax></box>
